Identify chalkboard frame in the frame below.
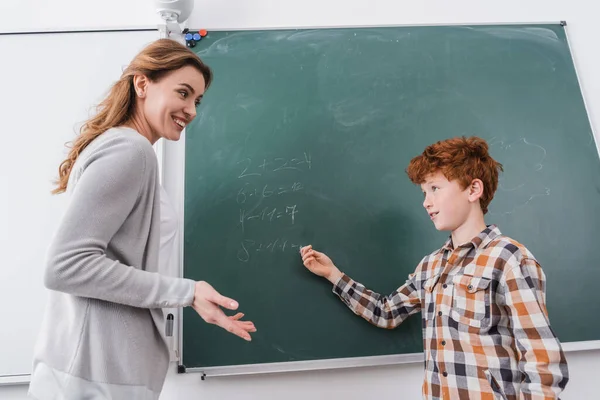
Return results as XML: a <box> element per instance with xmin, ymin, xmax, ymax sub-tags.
<box><xmin>157</xmin><ymin>21</ymin><xmax>600</xmax><ymax>377</ymax></box>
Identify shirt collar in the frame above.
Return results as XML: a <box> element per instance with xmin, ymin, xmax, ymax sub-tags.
<box><xmin>440</xmin><ymin>224</ymin><xmax>502</xmax><ymax>252</ymax></box>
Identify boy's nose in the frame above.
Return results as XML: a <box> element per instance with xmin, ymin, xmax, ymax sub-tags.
<box><xmin>423</xmin><ymin>196</ymin><xmax>432</xmax><ymax>209</ymax></box>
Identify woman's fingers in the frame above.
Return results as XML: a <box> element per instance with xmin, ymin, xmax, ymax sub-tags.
<box><xmin>239</xmin><ymin>321</ymin><xmax>257</xmax><ymax>332</ymax></box>
<box><xmin>229</xmin><ymin>312</ymin><xmax>244</xmax><ymax>321</ymax></box>
<box><xmin>216</xmin><ymin>313</ymin><xmax>254</xmax><ymax>341</ymax></box>
<box><xmin>228</xmin><ymin>313</ymin><xmax>256</xmax><ymax>332</ymax></box>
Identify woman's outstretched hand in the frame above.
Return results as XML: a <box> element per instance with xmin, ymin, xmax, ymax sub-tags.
<box><xmin>192</xmin><ymin>281</ymin><xmax>256</xmax><ymax>341</ymax></box>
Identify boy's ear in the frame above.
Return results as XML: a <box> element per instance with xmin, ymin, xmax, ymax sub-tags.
<box><xmin>467</xmin><ymin>179</ymin><xmax>485</xmax><ymax>203</ymax></box>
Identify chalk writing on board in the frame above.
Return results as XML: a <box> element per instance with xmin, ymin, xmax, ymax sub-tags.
<box><xmin>237</xmin><ymin>238</ymin><xmax>303</xmax><ymax>262</ymax></box>
<box><xmin>237</xmin><ymin>152</ymin><xmax>312</xmax><ymax>178</ymax></box>
<box><xmin>490</xmin><ymin>137</ymin><xmax>546</xmax><ymax>171</ymax></box>
<box><xmin>239</xmin><ymin>205</ymin><xmax>298</xmax><ymax>233</ymax></box>
<box><xmin>488</xmin><ymin>137</ymin><xmax>550</xmax><ymax>215</ymax></box>
<box><xmin>236</xmin><ymin>182</ymin><xmax>304</xmax><ymax>204</ymax></box>
<box><xmin>235</xmin><ymin>151</ymin><xmax>311</xmax><ymax>262</ymax></box>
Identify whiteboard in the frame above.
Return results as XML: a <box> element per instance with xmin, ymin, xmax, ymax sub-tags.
<box><xmin>0</xmin><ymin>29</ymin><xmax>158</xmax><ymax>384</ymax></box>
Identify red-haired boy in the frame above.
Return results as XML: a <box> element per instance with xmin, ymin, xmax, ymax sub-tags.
<box><xmin>301</xmin><ymin>136</ymin><xmax>568</xmax><ymax>399</ymax></box>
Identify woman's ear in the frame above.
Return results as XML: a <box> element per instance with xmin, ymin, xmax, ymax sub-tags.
<box><xmin>468</xmin><ymin>179</ymin><xmax>485</xmax><ymax>202</ymax></box>
<box><xmin>132</xmin><ymin>75</ymin><xmax>149</xmax><ymax>98</ymax></box>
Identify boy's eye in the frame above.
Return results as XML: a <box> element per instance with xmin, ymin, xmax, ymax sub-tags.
<box><xmin>432</xmin><ymin>186</ymin><xmax>439</xmax><ymax>192</ymax></box>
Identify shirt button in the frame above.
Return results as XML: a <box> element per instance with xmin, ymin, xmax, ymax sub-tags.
<box><xmin>438</xmin><ymin>311</ymin><xmax>442</xmax><ymax>316</ymax></box>
<box><xmin>441</xmin><ymin>340</ymin><xmax>446</xmax><ymax>346</ymax></box>
<box><xmin>442</xmin><ymin>284</ymin><xmax>448</xmax><ymax>289</ymax></box>
<box><xmin>442</xmin><ymin>371</ymin><xmax>448</xmax><ymax>377</ymax></box>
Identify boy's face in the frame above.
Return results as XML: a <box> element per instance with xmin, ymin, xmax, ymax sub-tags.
<box><xmin>420</xmin><ymin>172</ymin><xmax>472</xmax><ymax>232</ymax></box>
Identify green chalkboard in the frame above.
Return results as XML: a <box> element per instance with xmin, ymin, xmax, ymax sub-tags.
<box><xmin>182</xmin><ymin>24</ymin><xmax>600</xmax><ymax>371</ymax></box>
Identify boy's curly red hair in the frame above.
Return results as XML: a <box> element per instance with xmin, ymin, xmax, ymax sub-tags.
<box><xmin>406</xmin><ymin>136</ymin><xmax>503</xmax><ymax>214</ymax></box>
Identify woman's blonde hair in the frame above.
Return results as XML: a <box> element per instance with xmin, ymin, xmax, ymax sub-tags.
<box><xmin>52</xmin><ymin>38</ymin><xmax>212</xmax><ymax>194</ymax></box>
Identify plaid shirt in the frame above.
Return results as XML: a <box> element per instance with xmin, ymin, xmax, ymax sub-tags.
<box><xmin>333</xmin><ymin>225</ymin><xmax>568</xmax><ymax>400</ymax></box>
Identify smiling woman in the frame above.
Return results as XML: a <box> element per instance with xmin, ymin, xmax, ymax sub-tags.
<box><xmin>52</xmin><ymin>39</ymin><xmax>212</xmax><ymax>194</ymax></box>
<box><xmin>127</xmin><ymin>65</ymin><xmax>207</xmax><ymax>143</ymax></box>
<box><xmin>28</xmin><ymin>38</ymin><xmax>256</xmax><ymax>400</ymax></box>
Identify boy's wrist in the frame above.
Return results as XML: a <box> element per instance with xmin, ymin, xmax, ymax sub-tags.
<box><xmin>326</xmin><ymin>268</ymin><xmax>344</xmax><ymax>284</ymax></box>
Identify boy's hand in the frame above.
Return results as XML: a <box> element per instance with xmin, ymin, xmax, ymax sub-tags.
<box><xmin>300</xmin><ymin>245</ymin><xmax>343</xmax><ymax>284</ymax></box>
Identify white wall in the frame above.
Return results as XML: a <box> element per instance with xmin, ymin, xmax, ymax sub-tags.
<box><xmin>0</xmin><ymin>28</ymin><xmax>160</xmax><ymax>388</ymax></box>
<box><xmin>0</xmin><ymin>0</ymin><xmax>156</xmax><ymax>33</ymax></box>
<box><xmin>1</xmin><ymin>0</ymin><xmax>599</xmax><ymax>399</ymax></box>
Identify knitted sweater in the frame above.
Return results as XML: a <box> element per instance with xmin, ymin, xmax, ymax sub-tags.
<box><xmin>28</xmin><ymin>127</ymin><xmax>195</xmax><ymax>399</ymax></box>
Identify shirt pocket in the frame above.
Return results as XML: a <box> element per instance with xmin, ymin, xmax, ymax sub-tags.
<box><xmin>450</xmin><ymin>274</ymin><xmax>491</xmax><ymax>328</ymax></box>
<box><xmin>422</xmin><ymin>274</ymin><xmax>440</xmax><ymax>320</ymax></box>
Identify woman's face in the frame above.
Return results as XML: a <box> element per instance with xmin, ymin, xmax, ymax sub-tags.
<box><xmin>134</xmin><ymin>65</ymin><xmax>206</xmax><ymax>143</ymax></box>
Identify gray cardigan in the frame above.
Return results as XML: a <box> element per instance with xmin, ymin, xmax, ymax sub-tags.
<box><xmin>29</xmin><ymin>127</ymin><xmax>195</xmax><ymax>400</ymax></box>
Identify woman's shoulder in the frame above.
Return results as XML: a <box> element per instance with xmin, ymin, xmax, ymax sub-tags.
<box><xmin>80</xmin><ymin>127</ymin><xmax>156</xmax><ymax>166</ymax></box>
<box><xmin>70</xmin><ymin>127</ymin><xmax>158</xmax><ymax>191</ymax></box>
<box><xmin>97</xmin><ymin>126</ymin><xmax>155</xmax><ymax>155</ymax></box>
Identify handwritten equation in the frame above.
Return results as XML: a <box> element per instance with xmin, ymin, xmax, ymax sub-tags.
<box><xmin>239</xmin><ymin>205</ymin><xmax>298</xmax><ymax>232</ymax></box>
<box><xmin>237</xmin><ymin>153</ymin><xmax>312</xmax><ymax>179</ymax></box>
<box><xmin>237</xmin><ymin>182</ymin><xmax>303</xmax><ymax>204</ymax></box>
<box><xmin>237</xmin><ymin>238</ymin><xmax>303</xmax><ymax>263</ymax></box>
<box><xmin>235</xmin><ymin>152</ymin><xmax>311</xmax><ymax>263</ymax></box>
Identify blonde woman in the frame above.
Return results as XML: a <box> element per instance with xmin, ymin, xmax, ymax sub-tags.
<box><xmin>28</xmin><ymin>39</ymin><xmax>256</xmax><ymax>400</ymax></box>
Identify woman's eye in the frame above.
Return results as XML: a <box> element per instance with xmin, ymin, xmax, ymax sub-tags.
<box><xmin>179</xmin><ymin>90</ymin><xmax>188</xmax><ymax>98</ymax></box>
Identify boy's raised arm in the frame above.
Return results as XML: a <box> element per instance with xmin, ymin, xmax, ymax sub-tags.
<box><xmin>301</xmin><ymin>245</ymin><xmax>422</xmax><ymax>329</ymax></box>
